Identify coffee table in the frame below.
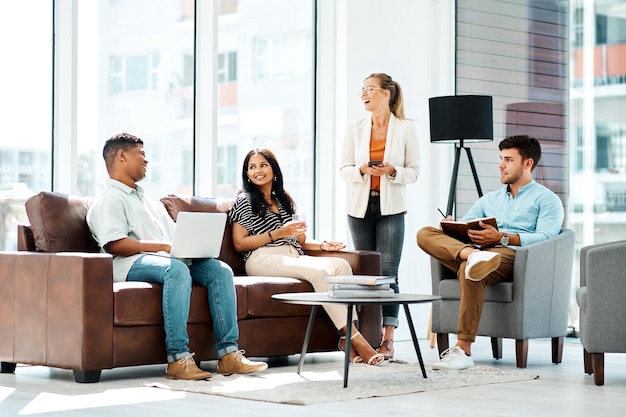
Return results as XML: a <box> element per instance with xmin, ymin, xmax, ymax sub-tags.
<box><xmin>271</xmin><ymin>292</ymin><xmax>441</xmax><ymax>388</ymax></box>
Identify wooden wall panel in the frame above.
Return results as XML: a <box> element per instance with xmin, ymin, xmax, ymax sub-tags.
<box><xmin>453</xmin><ymin>0</ymin><xmax>568</xmax><ymax>221</ymax></box>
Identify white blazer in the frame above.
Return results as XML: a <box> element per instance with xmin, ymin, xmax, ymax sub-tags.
<box><xmin>339</xmin><ymin>113</ymin><xmax>421</xmax><ymax>218</ymax></box>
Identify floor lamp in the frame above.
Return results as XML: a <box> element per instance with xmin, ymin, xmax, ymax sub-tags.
<box><xmin>429</xmin><ymin>95</ymin><xmax>493</xmax><ymax>217</ymax></box>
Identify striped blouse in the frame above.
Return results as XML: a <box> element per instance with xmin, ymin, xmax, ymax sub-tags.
<box><xmin>229</xmin><ymin>193</ymin><xmax>303</xmax><ymax>261</ymax></box>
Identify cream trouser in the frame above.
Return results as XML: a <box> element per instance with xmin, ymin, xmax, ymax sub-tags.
<box><xmin>245</xmin><ymin>245</ymin><xmax>355</xmax><ymax>330</ymax></box>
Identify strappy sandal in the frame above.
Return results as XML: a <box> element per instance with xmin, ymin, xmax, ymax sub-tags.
<box><xmin>366</xmin><ymin>352</ymin><xmax>385</xmax><ymax>366</ymax></box>
<box><xmin>377</xmin><ymin>339</ymin><xmax>394</xmax><ymax>360</ymax></box>
<box><xmin>339</xmin><ymin>335</ymin><xmax>363</xmax><ymax>364</ymax></box>
<box><xmin>351</xmin><ymin>331</ymin><xmax>384</xmax><ymax>366</ymax></box>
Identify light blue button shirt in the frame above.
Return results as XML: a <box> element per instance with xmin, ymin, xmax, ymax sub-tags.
<box><xmin>86</xmin><ymin>178</ymin><xmax>176</xmax><ymax>282</ymax></box>
<box><xmin>461</xmin><ymin>180</ymin><xmax>564</xmax><ymax>248</ymax></box>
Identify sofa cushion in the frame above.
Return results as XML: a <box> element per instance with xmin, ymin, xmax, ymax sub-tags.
<box><xmin>112</xmin><ymin>277</ymin><xmax>316</xmax><ymax>327</ymax></box>
<box><xmin>113</xmin><ymin>282</ymin><xmax>164</xmax><ymax>326</ymax></box>
<box><xmin>25</xmin><ymin>191</ymin><xmax>100</xmax><ymax>253</ymax></box>
<box><xmin>112</xmin><ymin>282</ymin><xmax>249</xmax><ymax>326</ymax></box>
<box><xmin>236</xmin><ymin>276</ymin><xmax>315</xmax><ymax>318</ymax></box>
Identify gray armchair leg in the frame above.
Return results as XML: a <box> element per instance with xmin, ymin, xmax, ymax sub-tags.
<box><xmin>490</xmin><ymin>337</ymin><xmax>503</xmax><ymax>359</ymax></box>
<box><xmin>584</xmin><ymin>349</ymin><xmax>605</xmax><ymax>385</ymax></box>
<box><xmin>436</xmin><ymin>333</ymin><xmax>449</xmax><ymax>356</ymax></box>
<box><xmin>515</xmin><ymin>339</ymin><xmax>529</xmax><ymax>368</ymax></box>
<box><xmin>591</xmin><ymin>353</ymin><xmax>604</xmax><ymax>386</ymax></box>
<box><xmin>552</xmin><ymin>336</ymin><xmax>564</xmax><ymax>364</ymax></box>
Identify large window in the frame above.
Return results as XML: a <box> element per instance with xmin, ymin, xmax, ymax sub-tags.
<box><xmin>0</xmin><ymin>2</ymin><xmax>52</xmax><ymax>250</ymax></box>
<box><xmin>0</xmin><ymin>0</ymin><xmax>315</xmax><ymax>251</ymax></box>
<box><xmin>215</xmin><ymin>0</ymin><xmax>315</xmax><ymax>216</ymax></box>
<box><xmin>570</xmin><ymin>0</ymin><xmax>626</xmax><ymax>244</ymax></box>
<box><xmin>79</xmin><ymin>0</ymin><xmax>196</xmax><ymax>198</ymax></box>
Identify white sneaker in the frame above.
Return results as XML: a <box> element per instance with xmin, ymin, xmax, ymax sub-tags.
<box><xmin>465</xmin><ymin>251</ymin><xmax>501</xmax><ymax>281</ymax></box>
<box><xmin>431</xmin><ymin>346</ymin><xmax>474</xmax><ymax>370</ymax></box>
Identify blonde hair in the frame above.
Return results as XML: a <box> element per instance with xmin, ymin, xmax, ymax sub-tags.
<box><xmin>365</xmin><ymin>73</ymin><xmax>405</xmax><ymax>119</ymax></box>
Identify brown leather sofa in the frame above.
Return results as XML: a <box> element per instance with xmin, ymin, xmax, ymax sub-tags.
<box><xmin>0</xmin><ymin>191</ymin><xmax>381</xmax><ymax>383</ymax></box>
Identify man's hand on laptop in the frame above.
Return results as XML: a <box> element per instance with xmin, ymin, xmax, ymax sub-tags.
<box><xmin>138</xmin><ymin>240</ymin><xmax>172</xmax><ymax>253</ymax></box>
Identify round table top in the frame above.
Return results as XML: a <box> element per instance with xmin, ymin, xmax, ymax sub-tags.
<box><xmin>272</xmin><ymin>292</ymin><xmax>441</xmax><ymax>306</ymax></box>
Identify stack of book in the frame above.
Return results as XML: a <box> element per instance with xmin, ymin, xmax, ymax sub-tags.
<box><xmin>326</xmin><ymin>275</ymin><xmax>396</xmax><ymax>298</ymax></box>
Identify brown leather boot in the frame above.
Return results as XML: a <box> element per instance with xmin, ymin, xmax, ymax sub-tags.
<box><xmin>165</xmin><ymin>353</ymin><xmax>212</xmax><ymax>380</ymax></box>
<box><xmin>217</xmin><ymin>350</ymin><xmax>268</xmax><ymax>375</ymax></box>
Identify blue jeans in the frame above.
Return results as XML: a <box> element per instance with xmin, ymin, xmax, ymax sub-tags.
<box><xmin>127</xmin><ymin>255</ymin><xmax>239</xmax><ymax>362</ymax></box>
<box><xmin>348</xmin><ymin>195</ymin><xmax>405</xmax><ymax>328</ymax></box>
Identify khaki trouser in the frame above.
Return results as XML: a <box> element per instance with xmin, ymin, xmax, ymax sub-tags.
<box><xmin>245</xmin><ymin>245</ymin><xmax>356</xmax><ymax>330</ymax></box>
<box><xmin>416</xmin><ymin>226</ymin><xmax>516</xmax><ymax>342</ymax></box>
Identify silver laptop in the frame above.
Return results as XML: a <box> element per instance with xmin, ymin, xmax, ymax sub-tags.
<box><xmin>169</xmin><ymin>211</ymin><xmax>227</xmax><ymax>258</ymax></box>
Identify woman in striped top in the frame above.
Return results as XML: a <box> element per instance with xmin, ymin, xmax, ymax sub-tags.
<box><xmin>229</xmin><ymin>148</ymin><xmax>384</xmax><ymax>366</ymax></box>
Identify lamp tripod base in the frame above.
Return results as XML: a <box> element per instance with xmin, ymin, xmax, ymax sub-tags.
<box><xmin>445</xmin><ymin>142</ymin><xmax>484</xmax><ymax>217</ymax></box>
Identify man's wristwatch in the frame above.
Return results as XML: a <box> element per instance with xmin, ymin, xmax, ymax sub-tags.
<box><xmin>500</xmin><ymin>233</ymin><xmax>509</xmax><ymax>246</ymax></box>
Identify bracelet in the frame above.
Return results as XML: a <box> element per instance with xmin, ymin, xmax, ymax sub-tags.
<box><xmin>268</xmin><ymin>231</ymin><xmax>274</xmax><ymax>243</ymax></box>
<box><xmin>320</xmin><ymin>240</ymin><xmax>327</xmax><ymax>251</ymax></box>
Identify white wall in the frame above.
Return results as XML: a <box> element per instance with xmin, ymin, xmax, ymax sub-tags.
<box><xmin>316</xmin><ymin>0</ymin><xmax>455</xmax><ymax>340</ymax></box>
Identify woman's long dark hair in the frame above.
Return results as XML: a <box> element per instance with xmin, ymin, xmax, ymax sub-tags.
<box><xmin>240</xmin><ymin>148</ymin><xmax>296</xmax><ymax>217</ymax></box>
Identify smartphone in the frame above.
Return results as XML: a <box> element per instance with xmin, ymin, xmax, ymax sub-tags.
<box><xmin>368</xmin><ymin>160</ymin><xmax>382</xmax><ymax>167</ymax></box>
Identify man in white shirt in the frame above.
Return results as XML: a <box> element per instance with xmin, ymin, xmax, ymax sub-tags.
<box><xmin>87</xmin><ymin>132</ymin><xmax>267</xmax><ymax>380</ymax></box>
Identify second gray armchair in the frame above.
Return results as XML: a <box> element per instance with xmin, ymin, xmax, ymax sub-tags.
<box><xmin>577</xmin><ymin>239</ymin><xmax>626</xmax><ymax>386</ymax></box>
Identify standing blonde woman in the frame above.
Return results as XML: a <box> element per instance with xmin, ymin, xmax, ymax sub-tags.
<box><xmin>339</xmin><ymin>73</ymin><xmax>421</xmax><ymax>359</ymax></box>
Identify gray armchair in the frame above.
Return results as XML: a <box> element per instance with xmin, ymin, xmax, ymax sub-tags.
<box><xmin>577</xmin><ymin>239</ymin><xmax>626</xmax><ymax>386</ymax></box>
<box><xmin>430</xmin><ymin>228</ymin><xmax>575</xmax><ymax>368</ymax></box>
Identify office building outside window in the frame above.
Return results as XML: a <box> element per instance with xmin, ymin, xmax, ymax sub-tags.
<box><xmin>215</xmin><ymin>0</ymin><xmax>315</xmax><ymax>217</ymax></box>
<box><xmin>0</xmin><ymin>0</ymin><xmax>315</xmax><ymax>251</ymax></box>
<box><xmin>0</xmin><ymin>1</ymin><xmax>52</xmax><ymax>251</ymax></box>
<box><xmin>570</xmin><ymin>0</ymin><xmax>626</xmax><ymax>245</ymax></box>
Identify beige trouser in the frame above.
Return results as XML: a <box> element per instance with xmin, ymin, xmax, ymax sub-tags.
<box><xmin>245</xmin><ymin>245</ymin><xmax>356</xmax><ymax>330</ymax></box>
<box><xmin>416</xmin><ymin>226</ymin><xmax>516</xmax><ymax>342</ymax></box>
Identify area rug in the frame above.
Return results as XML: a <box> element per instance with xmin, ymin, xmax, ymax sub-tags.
<box><xmin>143</xmin><ymin>360</ymin><xmax>539</xmax><ymax>405</ymax></box>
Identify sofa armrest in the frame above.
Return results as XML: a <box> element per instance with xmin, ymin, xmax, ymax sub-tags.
<box><xmin>303</xmin><ymin>249</ymin><xmax>382</xmax><ymax>276</ymax></box>
<box><xmin>0</xmin><ymin>251</ymin><xmax>114</xmax><ymax>372</ymax></box>
<box><xmin>17</xmin><ymin>224</ymin><xmax>35</xmax><ymax>251</ymax></box>
<box><xmin>579</xmin><ymin>239</ymin><xmax>626</xmax><ymax>288</ymax></box>
<box><xmin>429</xmin><ymin>256</ymin><xmax>456</xmax><ymax>295</ymax></box>
<box><xmin>509</xmin><ymin>228</ymin><xmax>575</xmax><ymax>336</ymax></box>
<box><xmin>512</xmin><ymin>229</ymin><xmax>575</xmax><ymax>303</ymax></box>
<box><xmin>581</xmin><ymin>240</ymin><xmax>626</xmax><ymax>320</ymax></box>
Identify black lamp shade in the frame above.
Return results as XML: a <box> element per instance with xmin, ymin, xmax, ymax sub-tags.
<box><xmin>429</xmin><ymin>95</ymin><xmax>493</xmax><ymax>143</ymax></box>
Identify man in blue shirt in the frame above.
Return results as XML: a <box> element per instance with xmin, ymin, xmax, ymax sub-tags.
<box><xmin>417</xmin><ymin>135</ymin><xmax>564</xmax><ymax>370</ymax></box>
